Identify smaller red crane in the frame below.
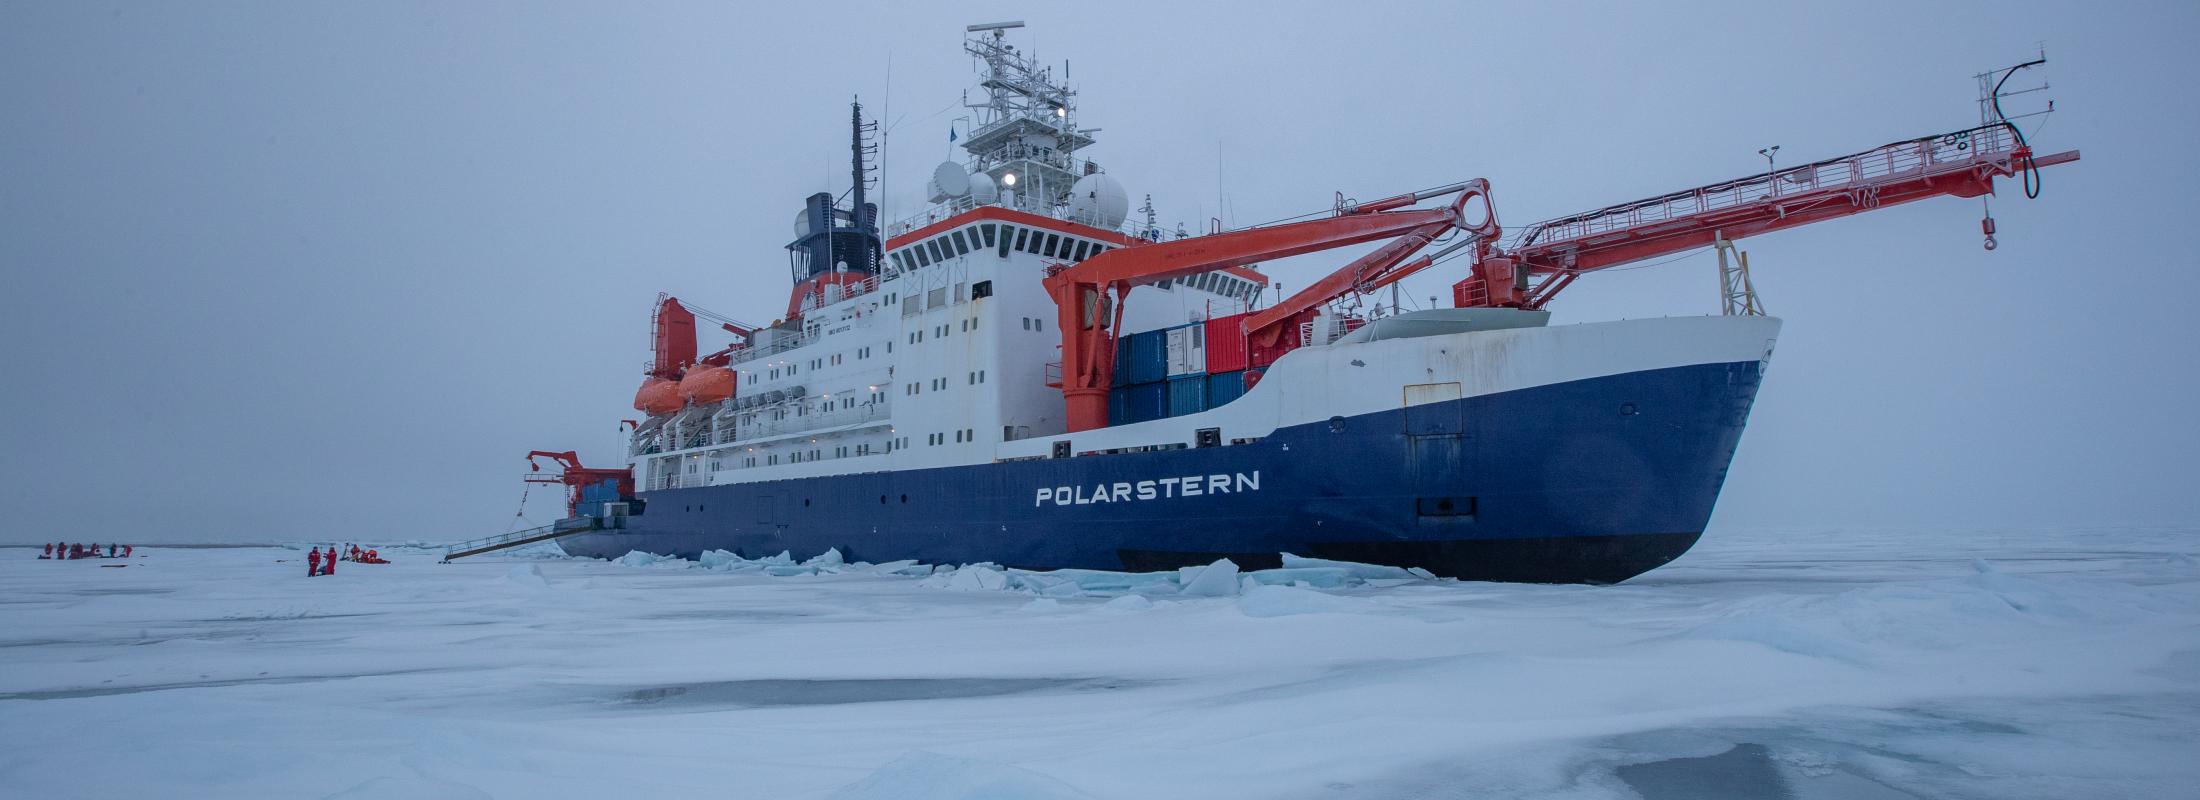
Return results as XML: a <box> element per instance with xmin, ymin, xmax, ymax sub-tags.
<box><xmin>524</xmin><ymin>450</ymin><xmax>633</xmax><ymax>519</ymax></box>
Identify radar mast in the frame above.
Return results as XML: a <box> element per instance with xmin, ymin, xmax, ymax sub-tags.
<box><xmin>960</xmin><ymin>21</ymin><xmax>1097</xmax><ymax>215</ymax></box>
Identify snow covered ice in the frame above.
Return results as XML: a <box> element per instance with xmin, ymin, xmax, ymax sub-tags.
<box><xmin>3</xmin><ymin>528</ymin><xmax>2197</xmax><ymax>799</ymax></box>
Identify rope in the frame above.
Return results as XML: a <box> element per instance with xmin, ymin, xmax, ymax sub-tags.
<box><xmin>507</xmin><ymin>482</ymin><xmax>539</xmax><ymax>533</ymax></box>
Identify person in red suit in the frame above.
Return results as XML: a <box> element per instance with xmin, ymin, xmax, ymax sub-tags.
<box><xmin>41</xmin><ymin>543</ymin><xmax>52</xmax><ymax>559</ymax></box>
<box><xmin>324</xmin><ymin>548</ymin><xmax>335</xmax><ymax>576</ymax></box>
<box><xmin>307</xmin><ymin>547</ymin><xmax>322</xmax><ymax>577</ymax></box>
<box><xmin>123</xmin><ymin>545</ymin><xmax>133</xmax><ymax>558</ymax></box>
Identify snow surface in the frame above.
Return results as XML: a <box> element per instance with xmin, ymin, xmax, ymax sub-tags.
<box><xmin>2</xmin><ymin>528</ymin><xmax>2196</xmax><ymax>799</ymax></box>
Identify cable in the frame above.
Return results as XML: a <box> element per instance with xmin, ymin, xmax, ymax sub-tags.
<box><xmin>1992</xmin><ymin>57</ymin><xmax>2046</xmax><ymax>199</ymax></box>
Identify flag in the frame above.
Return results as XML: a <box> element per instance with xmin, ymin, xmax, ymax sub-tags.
<box><xmin>949</xmin><ymin>127</ymin><xmax>957</xmax><ymax>143</ymax></box>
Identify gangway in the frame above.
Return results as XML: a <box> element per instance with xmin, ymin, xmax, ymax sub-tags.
<box><xmin>441</xmin><ymin>516</ymin><xmax>603</xmax><ymax>562</ymax></box>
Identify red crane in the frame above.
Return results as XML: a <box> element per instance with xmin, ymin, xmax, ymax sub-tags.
<box><xmin>1044</xmin><ymin>182</ymin><xmax>1501</xmax><ymax>432</ymax></box>
<box><xmin>524</xmin><ymin>450</ymin><xmax>634</xmax><ymax>518</ymax></box>
<box><xmin>1458</xmin><ymin>122</ymin><xmax>2078</xmax><ymax>309</ymax></box>
<box><xmin>1045</xmin><ymin>125</ymin><xmax>2074</xmax><ymax>433</ymax></box>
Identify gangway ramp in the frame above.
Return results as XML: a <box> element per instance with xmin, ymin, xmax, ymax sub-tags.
<box><xmin>442</xmin><ymin>517</ymin><xmax>602</xmax><ymax>562</ymax></box>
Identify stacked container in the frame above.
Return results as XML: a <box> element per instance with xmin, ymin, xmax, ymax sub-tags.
<box><xmin>1106</xmin><ymin>381</ymin><xmax>1166</xmax><ymax>425</ymax></box>
<box><xmin>1166</xmin><ymin>374</ymin><xmax>1207</xmax><ymax>417</ymax></box>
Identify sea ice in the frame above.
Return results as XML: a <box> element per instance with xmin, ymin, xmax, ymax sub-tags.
<box><xmin>829</xmin><ymin>752</ymin><xmax>1096</xmax><ymax>800</ymax></box>
<box><xmin>8</xmin><ymin>527</ymin><xmax>2190</xmax><ymax>799</ymax></box>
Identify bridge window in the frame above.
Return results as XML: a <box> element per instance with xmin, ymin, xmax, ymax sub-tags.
<box><xmin>980</xmin><ymin>224</ymin><xmax>996</xmax><ymax>246</ymax></box>
<box><xmin>1014</xmin><ymin>227</ymin><xmax>1030</xmax><ymax>251</ymax></box>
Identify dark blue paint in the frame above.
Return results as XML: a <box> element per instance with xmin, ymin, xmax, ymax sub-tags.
<box><xmin>1167</xmin><ymin>375</ymin><xmax>1207</xmax><ymax>417</ymax></box>
<box><xmin>1207</xmin><ymin>370</ymin><xmax>1246</xmax><ymax>407</ymax></box>
<box><xmin>562</xmin><ymin>361</ymin><xmax>1765</xmax><ymax>583</ymax></box>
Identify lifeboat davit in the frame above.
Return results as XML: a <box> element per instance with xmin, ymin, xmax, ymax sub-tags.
<box><xmin>678</xmin><ymin>366</ymin><xmax>735</xmax><ymax>405</ymax></box>
<box><xmin>633</xmin><ymin>378</ymin><xmax>682</xmax><ymax>415</ymax></box>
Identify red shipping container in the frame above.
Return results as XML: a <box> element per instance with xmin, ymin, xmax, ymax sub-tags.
<box><xmin>1204</xmin><ymin>313</ymin><xmax>1250</xmax><ymax>373</ymax></box>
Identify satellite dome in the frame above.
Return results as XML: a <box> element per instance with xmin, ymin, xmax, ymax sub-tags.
<box><xmin>968</xmin><ymin>171</ymin><xmax>999</xmax><ymax>204</ymax></box>
<box><xmin>794</xmin><ymin>209</ymin><xmax>812</xmax><ymax>238</ymax></box>
<box><xmin>1068</xmin><ymin>173</ymin><xmax>1130</xmax><ymax>229</ymax></box>
<box><xmin>929</xmin><ymin>161</ymin><xmax>971</xmax><ymax>202</ymax></box>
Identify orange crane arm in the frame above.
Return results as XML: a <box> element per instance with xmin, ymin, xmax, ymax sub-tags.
<box><xmin>1043</xmin><ymin>182</ymin><xmax>1495</xmax><ymax>432</ymax></box>
<box><xmin>1461</xmin><ymin>123</ymin><xmax>2079</xmax><ymax>308</ymax></box>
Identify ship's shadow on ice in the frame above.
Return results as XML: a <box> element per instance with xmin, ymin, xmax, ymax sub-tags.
<box><xmin>613</xmin><ymin>677</ymin><xmax>1144</xmax><ymax>708</ymax></box>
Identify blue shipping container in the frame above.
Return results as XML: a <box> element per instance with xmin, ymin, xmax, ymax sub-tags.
<box><xmin>1111</xmin><ymin>336</ymin><xmax>1134</xmax><ymax>387</ymax></box>
<box><xmin>1122</xmin><ymin>381</ymin><xmax>1168</xmax><ymax>423</ymax></box>
<box><xmin>1206</xmin><ymin>370</ymin><xmax>1246</xmax><ymax>407</ymax></box>
<box><xmin>1167</xmin><ymin>375</ymin><xmax>1208</xmax><ymax>417</ymax></box>
<box><xmin>1107</xmin><ymin>386</ymin><xmax>1129</xmax><ymax>426</ymax></box>
<box><xmin>1124</xmin><ymin>329</ymin><xmax>1168</xmax><ymax>385</ymax></box>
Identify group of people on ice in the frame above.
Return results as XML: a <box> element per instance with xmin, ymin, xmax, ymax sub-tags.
<box><xmin>40</xmin><ymin>542</ymin><xmax>129</xmax><ymax>560</ymax></box>
<box><xmin>306</xmin><ymin>544</ymin><xmax>386</xmax><ymax>576</ymax></box>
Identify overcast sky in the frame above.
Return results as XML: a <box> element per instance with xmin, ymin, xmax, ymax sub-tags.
<box><xmin>2</xmin><ymin>1</ymin><xmax>2193</xmax><ymax>544</ymax></box>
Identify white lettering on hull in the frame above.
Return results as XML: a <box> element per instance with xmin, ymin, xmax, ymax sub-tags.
<box><xmin>1036</xmin><ymin>471</ymin><xmax>1261</xmax><ymax>506</ymax></box>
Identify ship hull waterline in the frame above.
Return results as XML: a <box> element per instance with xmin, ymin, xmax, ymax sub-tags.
<box><xmin>560</xmin><ymin>359</ymin><xmax>1764</xmax><ymax>584</ymax></box>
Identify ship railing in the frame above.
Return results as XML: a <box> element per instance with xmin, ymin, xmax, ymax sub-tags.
<box><xmin>721</xmin><ymin>402</ymin><xmax>892</xmax><ymax>444</ymax></box>
<box><xmin>794</xmin><ymin>273</ymin><xmax>884</xmax><ymax>315</ymax></box>
<box><xmin>1514</xmin><ymin>123</ymin><xmax>2021</xmax><ymax>252</ymax></box>
<box><xmin>441</xmin><ymin>516</ymin><xmax>599</xmax><ymax>562</ymax></box>
<box><xmin>722</xmin><ymin>329</ymin><xmax>810</xmax><ymax>368</ymax></box>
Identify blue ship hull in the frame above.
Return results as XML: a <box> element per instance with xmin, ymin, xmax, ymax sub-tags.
<box><xmin>559</xmin><ymin>360</ymin><xmax>1763</xmax><ymax>583</ymax></box>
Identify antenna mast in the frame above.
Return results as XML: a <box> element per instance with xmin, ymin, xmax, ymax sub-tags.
<box><xmin>960</xmin><ymin>21</ymin><xmax>1095</xmax><ymax>215</ymax></box>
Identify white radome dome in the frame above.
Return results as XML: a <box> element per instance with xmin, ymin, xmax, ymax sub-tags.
<box><xmin>1068</xmin><ymin>173</ymin><xmax>1130</xmax><ymax>229</ymax></box>
<box><xmin>968</xmin><ymin>171</ymin><xmax>999</xmax><ymax>204</ymax></box>
<box><xmin>929</xmin><ymin>161</ymin><xmax>971</xmax><ymax>203</ymax></box>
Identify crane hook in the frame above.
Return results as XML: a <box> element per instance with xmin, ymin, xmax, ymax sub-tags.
<box><xmin>1981</xmin><ymin>215</ymin><xmax>1998</xmax><ymax>252</ymax></box>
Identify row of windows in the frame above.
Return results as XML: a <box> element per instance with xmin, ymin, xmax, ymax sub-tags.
<box><xmin>752</xmin><ymin>342</ymin><xmax>893</xmax><ymax>384</ymax></box>
<box><xmin>923</xmin><ymin>428</ymin><xmax>981</xmax><ymax>446</ymax></box>
<box><xmin>1019</xmin><ymin>316</ymin><xmax>1046</xmax><ymax>331</ymax></box>
<box><xmin>889</xmin><ymin>222</ymin><xmax>1117</xmax><ymax>272</ymax></box>
<box><xmin>735</xmin><ymin>440</ymin><xmax>888</xmax><ymax>469</ymax></box>
<box><xmin>1175</xmin><ymin>270</ymin><xmax>1261</xmax><ymax>303</ymax></box>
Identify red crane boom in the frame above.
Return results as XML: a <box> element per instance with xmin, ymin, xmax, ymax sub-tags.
<box><xmin>1044</xmin><ymin>182</ymin><xmax>1499</xmax><ymax>432</ymax></box>
<box><xmin>1459</xmin><ymin>123</ymin><xmax>2079</xmax><ymax>308</ymax></box>
<box><xmin>524</xmin><ymin>450</ymin><xmax>633</xmax><ymax>518</ymax></box>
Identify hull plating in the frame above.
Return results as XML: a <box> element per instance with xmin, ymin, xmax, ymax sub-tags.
<box><xmin>560</xmin><ymin>360</ymin><xmax>1764</xmax><ymax>584</ymax></box>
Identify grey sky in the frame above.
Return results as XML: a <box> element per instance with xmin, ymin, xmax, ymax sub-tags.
<box><xmin>2</xmin><ymin>1</ymin><xmax>2193</xmax><ymax>543</ymax></box>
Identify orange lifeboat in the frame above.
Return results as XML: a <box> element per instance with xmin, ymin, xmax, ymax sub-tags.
<box><xmin>678</xmin><ymin>366</ymin><xmax>735</xmax><ymax>405</ymax></box>
<box><xmin>633</xmin><ymin>378</ymin><xmax>682</xmax><ymax>415</ymax></box>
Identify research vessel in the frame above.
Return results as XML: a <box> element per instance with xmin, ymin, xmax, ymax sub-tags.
<box><xmin>523</xmin><ymin>25</ymin><xmax>2072</xmax><ymax>582</ymax></box>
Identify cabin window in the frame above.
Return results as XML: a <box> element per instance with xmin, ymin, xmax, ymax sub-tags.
<box><xmin>1014</xmin><ymin>227</ymin><xmax>1030</xmax><ymax>251</ymax></box>
<box><xmin>951</xmin><ymin>230</ymin><xmax>971</xmax><ymax>256</ymax></box>
<box><xmin>980</xmin><ymin>224</ymin><xmax>996</xmax><ymax>246</ymax></box>
<box><xmin>1072</xmin><ymin>241</ymin><xmax>1090</xmax><ymax>261</ymax></box>
<box><xmin>1042</xmin><ymin>233</ymin><xmax>1061</xmax><ymax>258</ymax></box>
<box><xmin>927</xmin><ymin>240</ymin><xmax>945</xmax><ymax>263</ymax></box>
<box><xmin>1092</xmin><ymin>245</ymin><xmax>1108</xmax><ymax>257</ymax></box>
<box><xmin>914</xmin><ymin>246</ymin><xmax>931</xmax><ymax>267</ymax></box>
